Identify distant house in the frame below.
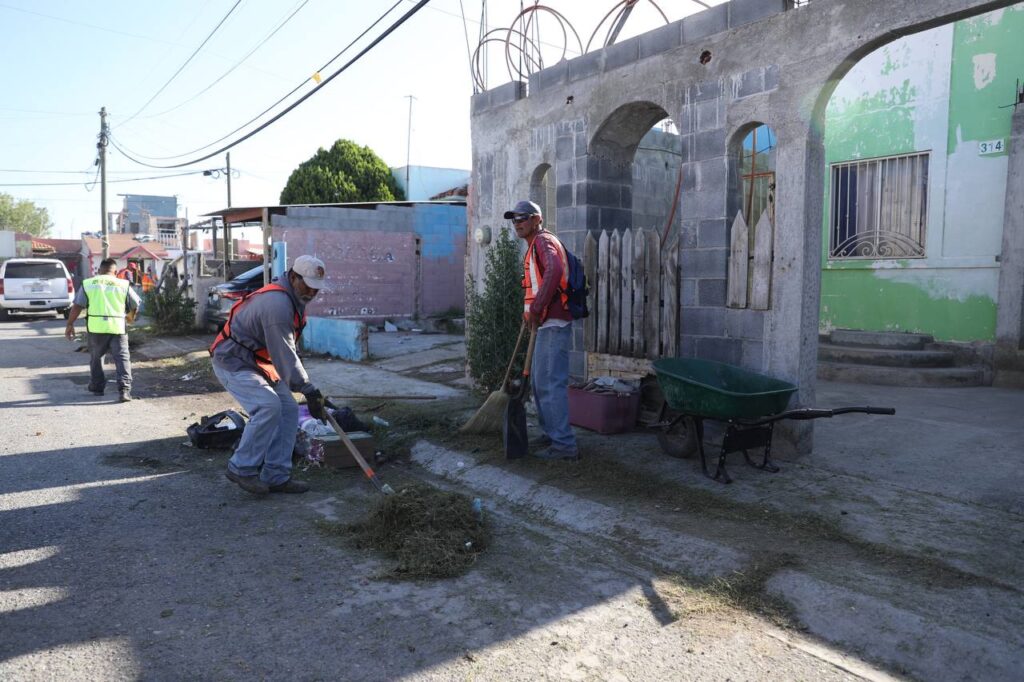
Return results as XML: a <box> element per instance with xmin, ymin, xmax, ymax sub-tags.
<box><xmin>32</xmin><ymin>238</ymin><xmax>85</xmax><ymax>283</ymax></box>
<box><xmin>391</xmin><ymin>165</ymin><xmax>470</xmax><ymax>202</ymax></box>
<box><xmin>82</xmin><ymin>234</ymin><xmax>169</xmax><ymax>279</ymax></box>
<box><xmin>114</xmin><ymin>194</ymin><xmax>186</xmax><ymax>248</ymax></box>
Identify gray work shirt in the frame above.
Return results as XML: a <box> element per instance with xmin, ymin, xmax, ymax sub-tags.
<box><xmin>211</xmin><ymin>277</ymin><xmax>312</xmax><ymax>393</ymax></box>
<box><xmin>74</xmin><ymin>279</ymin><xmax>141</xmax><ymax>314</ymax></box>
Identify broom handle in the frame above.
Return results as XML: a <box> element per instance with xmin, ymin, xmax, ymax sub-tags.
<box><xmin>324</xmin><ymin>406</ymin><xmax>391</xmax><ymax>495</ymax></box>
<box><xmin>522</xmin><ymin>327</ymin><xmax>538</xmax><ymax>379</ymax></box>
<box><xmin>500</xmin><ymin>322</ymin><xmax>527</xmax><ymax>391</ymax></box>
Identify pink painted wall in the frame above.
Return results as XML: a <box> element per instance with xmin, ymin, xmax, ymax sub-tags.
<box><xmin>275</xmin><ymin>228</ymin><xmax>418</xmax><ymax>320</ymax></box>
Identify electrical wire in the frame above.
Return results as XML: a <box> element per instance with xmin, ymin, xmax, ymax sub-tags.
<box><xmin>119</xmin><ymin>0</ymin><xmax>245</xmax><ymax>127</ymax></box>
<box><xmin>112</xmin><ymin>0</ymin><xmax>404</xmax><ymax>163</ymax></box>
<box><xmin>109</xmin><ymin>0</ymin><xmax>428</xmax><ymax>169</ymax></box>
<box><xmin>0</xmin><ymin>168</ymin><xmax>226</xmax><ymax>187</ymax></box>
<box><xmin>141</xmin><ymin>0</ymin><xmax>310</xmax><ymax>120</ymax></box>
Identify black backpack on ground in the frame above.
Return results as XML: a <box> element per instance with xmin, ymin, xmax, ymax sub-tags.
<box><xmin>187</xmin><ymin>410</ymin><xmax>246</xmax><ymax>449</ymax></box>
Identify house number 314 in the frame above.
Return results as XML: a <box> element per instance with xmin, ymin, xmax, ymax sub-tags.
<box><xmin>978</xmin><ymin>139</ymin><xmax>1005</xmax><ymax>155</ymax></box>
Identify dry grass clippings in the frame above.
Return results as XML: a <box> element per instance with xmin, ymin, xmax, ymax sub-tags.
<box><xmin>337</xmin><ymin>484</ymin><xmax>491</xmax><ymax>579</ymax></box>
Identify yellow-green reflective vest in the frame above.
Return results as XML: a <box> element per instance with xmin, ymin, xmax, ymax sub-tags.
<box><xmin>83</xmin><ymin>274</ymin><xmax>129</xmax><ymax>335</ymax></box>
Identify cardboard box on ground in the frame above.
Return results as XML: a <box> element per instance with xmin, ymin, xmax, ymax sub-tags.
<box><xmin>313</xmin><ymin>432</ymin><xmax>377</xmax><ymax>469</ymax></box>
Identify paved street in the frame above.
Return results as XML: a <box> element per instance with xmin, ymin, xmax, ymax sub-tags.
<box><xmin>0</xmin><ymin>317</ymin><xmax>881</xmax><ymax>681</ymax></box>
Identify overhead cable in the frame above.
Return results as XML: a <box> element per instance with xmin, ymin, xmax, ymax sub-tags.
<box><xmin>112</xmin><ymin>0</ymin><xmax>404</xmax><ymax>163</ymax></box>
<box><xmin>0</xmin><ymin>168</ymin><xmax>226</xmax><ymax>187</ymax></box>
<box><xmin>118</xmin><ymin>0</ymin><xmax>245</xmax><ymax>127</ymax></box>
<box><xmin>141</xmin><ymin>0</ymin><xmax>310</xmax><ymax>120</ymax></box>
<box><xmin>110</xmin><ymin>0</ymin><xmax>429</xmax><ymax>169</ymax></box>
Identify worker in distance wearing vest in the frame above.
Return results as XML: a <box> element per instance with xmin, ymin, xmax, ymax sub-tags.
<box><xmin>209</xmin><ymin>255</ymin><xmax>328</xmax><ymax>496</ymax></box>
<box><xmin>64</xmin><ymin>257</ymin><xmax>141</xmax><ymax>402</ymax></box>
<box><xmin>507</xmin><ymin>200</ymin><xmax>579</xmax><ymax>461</ymax></box>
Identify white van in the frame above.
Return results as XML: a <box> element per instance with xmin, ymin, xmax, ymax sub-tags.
<box><xmin>0</xmin><ymin>258</ymin><xmax>75</xmax><ymax>320</ymax></box>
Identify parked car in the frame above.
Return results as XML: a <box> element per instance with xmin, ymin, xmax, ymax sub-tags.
<box><xmin>0</xmin><ymin>258</ymin><xmax>74</xmax><ymax>321</ymax></box>
<box><xmin>204</xmin><ymin>265</ymin><xmax>267</xmax><ymax>331</ymax></box>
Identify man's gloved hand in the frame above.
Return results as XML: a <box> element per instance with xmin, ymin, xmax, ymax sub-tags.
<box><xmin>323</xmin><ymin>397</ymin><xmax>339</xmax><ymax>411</ymax></box>
<box><xmin>303</xmin><ymin>387</ymin><xmax>327</xmax><ymax>421</ymax></box>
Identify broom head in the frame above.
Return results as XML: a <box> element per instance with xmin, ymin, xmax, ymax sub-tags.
<box><xmin>460</xmin><ymin>389</ymin><xmax>510</xmax><ymax>434</ymax></box>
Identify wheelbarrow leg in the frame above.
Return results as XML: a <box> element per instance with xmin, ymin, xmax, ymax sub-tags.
<box><xmin>696</xmin><ymin>418</ymin><xmax>732</xmax><ymax>484</ymax></box>
<box><xmin>740</xmin><ymin>423</ymin><xmax>780</xmax><ymax>473</ymax></box>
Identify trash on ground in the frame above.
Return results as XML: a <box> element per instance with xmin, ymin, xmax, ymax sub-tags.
<box><xmin>338</xmin><ymin>484</ymin><xmax>491</xmax><ymax>579</ymax></box>
<box><xmin>179</xmin><ymin>372</ymin><xmax>196</xmax><ymax>381</ymax></box>
<box><xmin>384</xmin><ymin>321</ymin><xmax>398</xmax><ymax>332</ymax></box>
<box><xmin>372</xmin><ymin>415</ymin><xmax>390</xmax><ymax>427</ymax></box>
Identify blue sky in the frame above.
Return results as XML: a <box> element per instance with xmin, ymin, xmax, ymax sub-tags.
<box><xmin>0</xmin><ymin>0</ymin><xmax>719</xmax><ymax>238</ymax></box>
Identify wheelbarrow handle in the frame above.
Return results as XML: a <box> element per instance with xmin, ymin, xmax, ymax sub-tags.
<box><xmin>831</xmin><ymin>406</ymin><xmax>896</xmax><ymax>416</ymax></box>
<box><xmin>739</xmin><ymin>405</ymin><xmax>896</xmax><ymax>425</ymax></box>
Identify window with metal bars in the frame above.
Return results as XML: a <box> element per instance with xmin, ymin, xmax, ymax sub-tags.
<box><xmin>829</xmin><ymin>152</ymin><xmax>929</xmax><ymax>259</ymax></box>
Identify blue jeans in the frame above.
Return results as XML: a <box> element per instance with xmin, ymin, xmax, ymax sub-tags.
<box><xmin>531</xmin><ymin>324</ymin><xmax>577</xmax><ymax>452</ymax></box>
<box><xmin>212</xmin><ymin>362</ymin><xmax>298</xmax><ymax>486</ymax></box>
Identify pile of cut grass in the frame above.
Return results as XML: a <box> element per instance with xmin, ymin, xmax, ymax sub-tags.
<box><xmin>343</xmin><ymin>484</ymin><xmax>491</xmax><ymax>579</ymax></box>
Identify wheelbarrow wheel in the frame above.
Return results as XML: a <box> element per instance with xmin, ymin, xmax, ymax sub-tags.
<box><xmin>657</xmin><ymin>414</ymin><xmax>698</xmax><ymax>459</ymax></box>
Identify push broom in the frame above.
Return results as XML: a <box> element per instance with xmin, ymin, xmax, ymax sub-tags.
<box><xmin>460</xmin><ymin>321</ymin><xmax>527</xmax><ymax>434</ymax></box>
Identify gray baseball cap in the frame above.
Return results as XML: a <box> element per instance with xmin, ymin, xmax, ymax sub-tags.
<box><xmin>503</xmin><ymin>200</ymin><xmax>542</xmax><ymax>220</ymax></box>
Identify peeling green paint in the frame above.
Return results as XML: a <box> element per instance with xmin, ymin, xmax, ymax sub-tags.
<box><xmin>948</xmin><ymin>7</ymin><xmax>1024</xmax><ymax>154</ymax></box>
<box><xmin>825</xmin><ymin>80</ymin><xmax>918</xmax><ymax>162</ymax></box>
<box><xmin>820</xmin><ymin>271</ymin><xmax>996</xmax><ymax>342</ymax></box>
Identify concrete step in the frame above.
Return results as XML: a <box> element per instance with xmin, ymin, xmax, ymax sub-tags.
<box><xmin>827</xmin><ymin>329</ymin><xmax>934</xmax><ymax>351</ymax></box>
<box><xmin>818</xmin><ymin>361</ymin><xmax>986</xmax><ymax>387</ymax></box>
<box><xmin>818</xmin><ymin>344</ymin><xmax>954</xmax><ymax>368</ymax></box>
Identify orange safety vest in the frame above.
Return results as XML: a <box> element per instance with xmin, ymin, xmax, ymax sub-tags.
<box><xmin>209</xmin><ymin>283</ymin><xmax>306</xmax><ymax>384</ymax></box>
<box><xmin>522</xmin><ymin>231</ymin><xmax>569</xmax><ymax>321</ymax></box>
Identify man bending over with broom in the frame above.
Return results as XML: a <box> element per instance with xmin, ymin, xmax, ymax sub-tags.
<box><xmin>507</xmin><ymin>200</ymin><xmax>579</xmax><ymax>461</ymax></box>
<box><xmin>209</xmin><ymin>255</ymin><xmax>329</xmax><ymax>496</ymax></box>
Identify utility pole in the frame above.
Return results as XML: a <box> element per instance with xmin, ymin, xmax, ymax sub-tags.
<box><xmin>405</xmin><ymin>95</ymin><xmax>416</xmax><ymax>200</ymax></box>
<box><xmin>225</xmin><ymin>152</ymin><xmax>232</xmax><ymax>208</ymax></box>
<box><xmin>98</xmin><ymin>107</ymin><xmax>109</xmax><ymax>259</ymax></box>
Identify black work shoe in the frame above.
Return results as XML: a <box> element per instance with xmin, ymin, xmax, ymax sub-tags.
<box><xmin>268</xmin><ymin>479</ymin><xmax>311</xmax><ymax>494</ymax></box>
<box><xmin>88</xmin><ymin>388</ymin><xmax>105</xmax><ymax>396</ymax></box>
<box><xmin>529</xmin><ymin>434</ymin><xmax>552</xmax><ymax>448</ymax></box>
<box><xmin>118</xmin><ymin>392</ymin><xmax>133</xmax><ymax>403</ymax></box>
<box><xmin>225</xmin><ymin>470</ymin><xmax>269</xmax><ymax>496</ymax></box>
<box><xmin>532</xmin><ymin>446</ymin><xmax>580</xmax><ymax>462</ymax></box>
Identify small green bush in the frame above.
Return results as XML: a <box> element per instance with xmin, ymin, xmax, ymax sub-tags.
<box><xmin>142</xmin><ymin>284</ymin><xmax>196</xmax><ymax>335</ymax></box>
<box><xmin>465</xmin><ymin>227</ymin><xmax>525</xmax><ymax>392</ymax></box>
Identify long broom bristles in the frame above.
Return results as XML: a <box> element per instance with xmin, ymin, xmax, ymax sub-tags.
<box><xmin>460</xmin><ymin>389</ymin><xmax>510</xmax><ymax>434</ymax></box>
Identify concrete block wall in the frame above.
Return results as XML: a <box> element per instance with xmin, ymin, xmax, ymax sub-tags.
<box><xmin>273</xmin><ymin>225</ymin><xmax>418</xmax><ymax>321</ymax></box>
<box><xmin>274</xmin><ymin>203</ymin><xmax>466</xmax><ymax>320</ymax></box>
<box><xmin>469</xmin><ymin>0</ymin><xmax>1014</xmax><ymax>451</ymax></box>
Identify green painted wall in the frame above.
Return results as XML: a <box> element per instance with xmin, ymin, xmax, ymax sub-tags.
<box><xmin>819</xmin><ymin>6</ymin><xmax>1024</xmax><ymax>343</ymax></box>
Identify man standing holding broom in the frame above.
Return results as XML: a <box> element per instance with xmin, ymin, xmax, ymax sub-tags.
<box><xmin>506</xmin><ymin>200</ymin><xmax>579</xmax><ymax>461</ymax></box>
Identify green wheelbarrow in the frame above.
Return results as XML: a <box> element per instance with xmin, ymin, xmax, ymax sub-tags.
<box><xmin>652</xmin><ymin>357</ymin><xmax>895</xmax><ymax>483</ymax></box>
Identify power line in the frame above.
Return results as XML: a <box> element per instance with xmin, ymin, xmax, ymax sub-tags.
<box><xmin>140</xmin><ymin>0</ymin><xmax>309</xmax><ymax>120</ymax></box>
<box><xmin>118</xmin><ymin>0</ymin><xmax>245</xmax><ymax>127</ymax></box>
<box><xmin>110</xmin><ymin>0</ymin><xmax>427</xmax><ymax>169</ymax></box>
<box><xmin>0</xmin><ymin>168</ymin><xmax>226</xmax><ymax>187</ymax></box>
<box><xmin>113</xmin><ymin>0</ymin><xmax>404</xmax><ymax>163</ymax></box>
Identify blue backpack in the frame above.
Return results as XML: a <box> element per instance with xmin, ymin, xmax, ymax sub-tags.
<box><xmin>562</xmin><ymin>245</ymin><xmax>590</xmax><ymax>320</ymax></box>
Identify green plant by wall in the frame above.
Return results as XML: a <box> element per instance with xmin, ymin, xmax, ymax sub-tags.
<box><xmin>142</xmin><ymin>284</ymin><xmax>196</xmax><ymax>335</ymax></box>
<box><xmin>465</xmin><ymin>227</ymin><xmax>525</xmax><ymax>392</ymax></box>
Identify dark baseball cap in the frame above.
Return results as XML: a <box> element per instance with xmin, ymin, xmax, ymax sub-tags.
<box><xmin>503</xmin><ymin>200</ymin><xmax>542</xmax><ymax>220</ymax></box>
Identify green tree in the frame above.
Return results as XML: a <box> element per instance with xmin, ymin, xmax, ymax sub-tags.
<box><xmin>0</xmin><ymin>193</ymin><xmax>52</xmax><ymax>236</ymax></box>
<box><xmin>465</xmin><ymin>227</ymin><xmax>525</xmax><ymax>392</ymax></box>
<box><xmin>279</xmin><ymin>139</ymin><xmax>405</xmax><ymax>204</ymax></box>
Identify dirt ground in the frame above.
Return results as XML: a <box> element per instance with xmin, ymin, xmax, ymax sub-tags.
<box><xmin>3</xmin><ymin>319</ymin><xmax>1021</xmax><ymax>680</ymax></box>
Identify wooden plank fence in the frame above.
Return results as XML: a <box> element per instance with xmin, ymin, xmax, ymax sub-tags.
<box><xmin>726</xmin><ymin>208</ymin><xmax>774</xmax><ymax>310</ymax></box>
<box><xmin>583</xmin><ymin>228</ymin><xmax>679</xmax><ymax>359</ymax></box>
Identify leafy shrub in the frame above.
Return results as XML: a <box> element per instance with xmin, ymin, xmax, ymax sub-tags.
<box><xmin>465</xmin><ymin>227</ymin><xmax>525</xmax><ymax>392</ymax></box>
<box><xmin>142</xmin><ymin>284</ymin><xmax>196</xmax><ymax>335</ymax></box>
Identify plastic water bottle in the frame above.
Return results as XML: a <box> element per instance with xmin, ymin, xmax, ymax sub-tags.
<box><xmin>472</xmin><ymin>497</ymin><xmax>483</xmax><ymax>522</ymax></box>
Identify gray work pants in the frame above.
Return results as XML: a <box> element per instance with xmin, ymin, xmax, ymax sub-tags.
<box><xmin>88</xmin><ymin>332</ymin><xmax>132</xmax><ymax>394</ymax></box>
